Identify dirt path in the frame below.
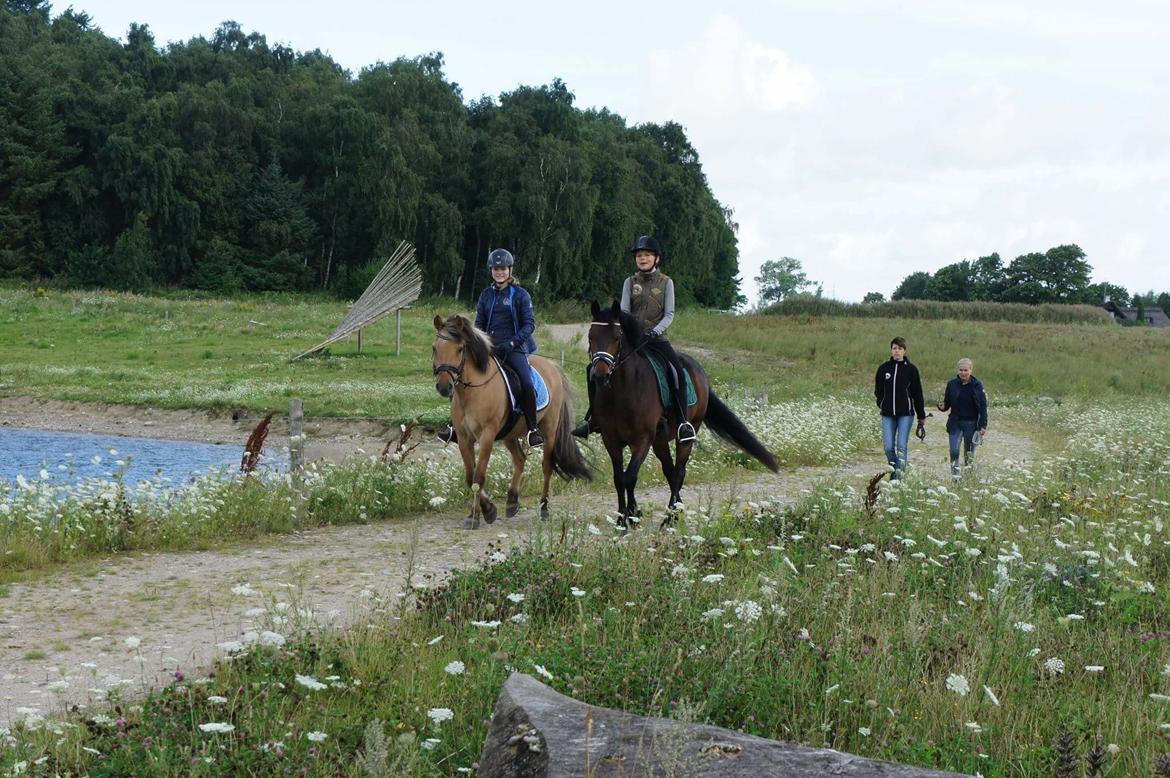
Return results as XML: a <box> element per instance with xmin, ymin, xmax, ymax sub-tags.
<box><xmin>0</xmin><ymin>412</ymin><xmax>1038</xmax><ymax>728</ymax></box>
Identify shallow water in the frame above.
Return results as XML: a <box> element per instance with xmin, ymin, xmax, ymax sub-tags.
<box><xmin>0</xmin><ymin>427</ymin><xmax>261</xmax><ymax>486</ymax></box>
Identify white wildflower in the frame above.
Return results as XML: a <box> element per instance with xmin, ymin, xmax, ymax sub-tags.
<box><xmin>444</xmin><ymin>661</ymin><xmax>465</xmax><ymax>676</ymax></box>
<box><xmin>427</xmin><ymin>707</ymin><xmax>454</xmax><ymax>725</ymax></box>
<box><xmin>295</xmin><ymin>674</ymin><xmax>327</xmax><ymax>691</ymax></box>
<box><xmin>945</xmin><ymin>674</ymin><xmax>970</xmax><ymax>696</ymax></box>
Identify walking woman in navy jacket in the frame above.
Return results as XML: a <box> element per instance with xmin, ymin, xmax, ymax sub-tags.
<box><xmin>937</xmin><ymin>357</ymin><xmax>988</xmax><ymax>479</ymax></box>
<box><xmin>874</xmin><ymin>336</ymin><xmax>927</xmax><ymax>479</ymax></box>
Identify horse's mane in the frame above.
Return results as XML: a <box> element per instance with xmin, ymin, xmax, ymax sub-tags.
<box><xmin>440</xmin><ymin>314</ymin><xmax>492</xmax><ymax>372</ymax></box>
<box><xmin>595</xmin><ymin>303</ymin><xmax>645</xmax><ymax>351</ymax></box>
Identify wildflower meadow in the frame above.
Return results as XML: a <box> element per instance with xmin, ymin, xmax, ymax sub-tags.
<box><xmin>2</xmin><ymin>398</ymin><xmax>1170</xmax><ymax>775</ymax></box>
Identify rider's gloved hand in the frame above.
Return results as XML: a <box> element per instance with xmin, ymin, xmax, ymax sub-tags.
<box><xmin>493</xmin><ymin>341</ymin><xmax>513</xmax><ymax>360</ymax></box>
<box><xmin>643</xmin><ymin>330</ymin><xmax>660</xmax><ymax>344</ymax></box>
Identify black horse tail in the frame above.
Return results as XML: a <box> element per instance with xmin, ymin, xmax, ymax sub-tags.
<box><xmin>550</xmin><ymin>369</ymin><xmax>593</xmax><ymax>482</ymax></box>
<box><xmin>705</xmin><ymin>392</ymin><xmax>780</xmax><ymax>473</ymax></box>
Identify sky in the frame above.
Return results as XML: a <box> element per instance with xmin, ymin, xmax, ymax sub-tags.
<box><xmin>72</xmin><ymin>0</ymin><xmax>1170</xmax><ymax>303</ymax></box>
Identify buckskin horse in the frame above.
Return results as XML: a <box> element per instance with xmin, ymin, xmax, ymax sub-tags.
<box><xmin>432</xmin><ymin>314</ymin><xmax>592</xmax><ymax>527</ymax></box>
<box><xmin>587</xmin><ymin>301</ymin><xmax>778</xmax><ymax>527</ymax></box>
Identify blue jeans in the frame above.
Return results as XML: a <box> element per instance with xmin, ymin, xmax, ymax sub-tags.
<box><xmin>949</xmin><ymin>419</ymin><xmax>978</xmax><ymax>475</ymax></box>
<box><xmin>881</xmin><ymin>415</ymin><xmax>914</xmax><ymax>479</ymax></box>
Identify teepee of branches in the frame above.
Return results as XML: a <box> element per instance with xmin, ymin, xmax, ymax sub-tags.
<box><xmin>293</xmin><ymin>241</ymin><xmax>423</xmax><ymax>360</ymax></box>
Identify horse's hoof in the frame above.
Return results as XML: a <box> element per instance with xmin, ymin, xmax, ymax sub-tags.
<box><xmin>483</xmin><ymin>501</ymin><xmax>498</xmax><ymax>524</ymax></box>
<box><xmin>540</xmin><ymin>503</ymin><xmax>550</xmax><ymax>520</ymax></box>
<box><xmin>463</xmin><ymin>517</ymin><xmax>479</xmax><ymax>530</ymax></box>
<box><xmin>506</xmin><ymin>503</ymin><xmax>519</xmax><ymax>519</ymax></box>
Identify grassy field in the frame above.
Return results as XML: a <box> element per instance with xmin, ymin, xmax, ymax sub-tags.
<box><xmin>5</xmin><ymin>401</ymin><xmax>1170</xmax><ymax>775</ymax></box>
<box><xmin>1</xmin><ymin>285</ymin><xmax>1168</xmax><ymax>425</ymax></box>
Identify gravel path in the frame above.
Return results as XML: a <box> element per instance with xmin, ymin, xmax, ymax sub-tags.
<box><xmin>0</xmin><ymin>412</ymin><xmax>1038</xmax><ymax>728</ymax></box>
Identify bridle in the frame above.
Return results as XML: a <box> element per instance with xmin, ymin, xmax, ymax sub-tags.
<box><xmin>433</xmin><ymin>332</ymin><xmax>498</xmax><ymax>389</ymax></box>
<box><xmin>588</xmin><ymin>320</ymin><xmax>652</xmax><ymax>383</ymax></box>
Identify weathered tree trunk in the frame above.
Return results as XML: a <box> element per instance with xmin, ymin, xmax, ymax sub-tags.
<box><xmin>477</xmin><ymin>674</ymin><xmax>971</xmax><ymax>778</ymax></box>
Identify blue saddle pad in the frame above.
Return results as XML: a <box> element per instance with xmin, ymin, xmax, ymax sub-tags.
<box><xmin>647</xmin><ymin>353</ymin><xmax>697</xmax><ymax>408</ymax></box>
<box><xmin>497</xmin><ymin>359</ymin><xmax>549</xmax><ymax>412</ymax></box>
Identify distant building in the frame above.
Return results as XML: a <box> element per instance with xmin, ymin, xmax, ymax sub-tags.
<box><xmin>1102</xmin><ymin>300</ymin><xmax>1170</xmax><ymax>327</ymax></box>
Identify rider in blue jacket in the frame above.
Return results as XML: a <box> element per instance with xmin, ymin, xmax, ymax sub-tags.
<box><xmin>437</xmin><ymin>249</ymin><xmax>544</xmax><ymax>448</ymax></box>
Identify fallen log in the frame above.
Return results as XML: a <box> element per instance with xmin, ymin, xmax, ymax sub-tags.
<box><xmin>477</xmin><ymin>673</ymin><xmax>971</xmax><ymax>777</ymax></box>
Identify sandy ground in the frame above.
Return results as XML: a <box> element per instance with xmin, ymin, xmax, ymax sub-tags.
<box><xmin>0</xmin><ymin>399</ymin><xmax>1037</xmax><ymax>728</ymax></box>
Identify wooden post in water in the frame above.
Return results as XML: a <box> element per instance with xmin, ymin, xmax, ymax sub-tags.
<box><xmin>289</xmin><ymin>398</ymin><xmax>304</xmax><ymax>483</ymax></box>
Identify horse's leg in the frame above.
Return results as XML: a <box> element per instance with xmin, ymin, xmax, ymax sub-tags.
<box><xmin>604</xmin><ymin>436</ymin><xmax>628</xmax><ymax>527</ymax></box>
<box><xmin>670</xmin><ymin>438</ymin><xmax>696</xmax><ymax>514</ymax></box>
<box><xmin>652</xmin><ymin>434</ymin><xmax>680</xmax><ymax>524</ymax></box>
<box><xmin>503</xmin><ymin>437</ymin><xmax>525</xmax><ymax>518</ymax></box>
<box><xmin>456</xmin><ymin>433</ymin><xmax>476</xmax><ymax>519</ymax></box>
<box><xmin>467</xmin><ymin>435</ymin><xmax>499</xmax><ymax>529</ymax></box>
<box><xmin>623</xmin><ymin>437</ymin><xmax>653</xmax><ymax>525</ymax></box>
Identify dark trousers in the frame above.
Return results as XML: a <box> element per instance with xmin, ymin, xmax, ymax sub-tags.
<box><xmin>500</xmin><ymin>349</ymin><xmax>538</xmax><ymax>430</ymax></box>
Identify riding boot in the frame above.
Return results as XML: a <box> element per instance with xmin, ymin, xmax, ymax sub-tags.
<box><xmin>572</xmin><ymin>367</ymin><xmax>597</xmax><ymax>438</ymax></box>
<box><xmin>521</xmin><ymin>388</ymin><xmax>544</xmax><ymax>448</ymax></box>
<box><xmin>671</xmin><ymin>375</ymin><xmax>696</xmax><ymax>443</ymax></box>
<box><xmin>436</xmin><ymin>424</ymin><xmax>458</xmax><ymax>445</ymax></box>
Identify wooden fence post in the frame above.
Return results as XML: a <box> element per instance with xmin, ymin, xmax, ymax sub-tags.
<box><xmin>289</xmin><ymin>398</ymin><xmax>304</xmax><ymax>482</ymax></box>
<box><xmin>396</xmin><ymin>309</ymin><xmax>402</xmax><ymax>356</ymax></box>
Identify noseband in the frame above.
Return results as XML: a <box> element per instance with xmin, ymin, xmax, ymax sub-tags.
<box><xmin>589</xmin><ymin>321</ymin><xmax>620</xmax><ymax>371</ymax></box>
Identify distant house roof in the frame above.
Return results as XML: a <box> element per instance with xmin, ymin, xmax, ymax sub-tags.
<box><xmin>1102</xmin><ymin>300</ymin><xmax>1170</xmax><ymax>327</ymax></box>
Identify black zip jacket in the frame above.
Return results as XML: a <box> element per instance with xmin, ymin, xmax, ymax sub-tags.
<box><xmin>874</xmin><ymin>357</ymin><xmax>926</xmax><ymax>419</ymax></box>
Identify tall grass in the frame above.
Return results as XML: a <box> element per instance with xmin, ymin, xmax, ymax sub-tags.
<box><xmin>762</xmin><ymin>297</ymin><xmax>1113</xmax><ymax>325</ymax></box>
<box><xmin>7</xmin><ymin>401</ymin><xmax>1170</xmax><ymax>775</ymax></box>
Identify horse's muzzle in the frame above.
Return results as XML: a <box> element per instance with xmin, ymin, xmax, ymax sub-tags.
<box><xmin>435</xmin><ymin>380</ymin><xmax>454</xmax><ymax>398</ymax></box>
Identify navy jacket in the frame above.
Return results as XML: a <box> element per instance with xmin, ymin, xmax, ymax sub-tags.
<box><xmin>940</xmin><ymin>375</ymin><xmax>988</xmax><ymax>431</ymax></box>
<box><xmin>874</xmin><ymin>358</ymin><xmax>926</xmax><ymax>419</ymax></box>
<box><xmin>474</xmin><ymin>282</ymin><xmax>538</xmax><ymax>355</ymax></box>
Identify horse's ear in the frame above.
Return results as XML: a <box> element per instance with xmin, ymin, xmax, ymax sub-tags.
<box><xmin>590</xmin><ymin>300</ymin><xmax>600</xmax><ymax>319</ymax></box>
<box><xmin>433</xmin><ymin>315</ymin><xmax>444</xmax><ymax>331</ymax></box>
<box><xmin>453</xmin><ymin>315</ymin><xmax>465</xmax><ymax>331</ymax></box>
<box><xmin>610</xmin><ymin>300</ymin><xmax>621</xmax><ymax>317</ymax></box>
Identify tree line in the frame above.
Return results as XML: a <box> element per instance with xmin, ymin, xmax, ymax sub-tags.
<box><xmin>0</xmin><ymin>2</ymin><xmax>742</xmax><ymax>307</ymax></box>
<box><xmin>881</xmin><ymin>245</ymin><xmax>1170</xmax><ymax>317</ymax></box>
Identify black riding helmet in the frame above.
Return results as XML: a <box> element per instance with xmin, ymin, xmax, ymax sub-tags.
<box><xmin>487</xmin><ymin>248</ymin><xmax>514</xmax><ymax>268</ymax></box>
<box><xmin>632</xmin><ymin>235</ymin><xmax>662</xmax><ymax>262</ymax></box>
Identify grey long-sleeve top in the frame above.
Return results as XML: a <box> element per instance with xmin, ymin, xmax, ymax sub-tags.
<box><xmin>620</xmin><ymin>273</ymin><xmax>676</xmax><ymax>336</ymax></box>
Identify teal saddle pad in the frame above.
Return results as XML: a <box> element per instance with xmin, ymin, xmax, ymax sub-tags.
<box><xmin>647</xmin><ymin>353</ymin><xmax>697</xmax><ymax>408</ymax></box>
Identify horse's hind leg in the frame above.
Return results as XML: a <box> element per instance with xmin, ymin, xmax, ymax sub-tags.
<box><xmin>652</xmin><ymin>435</ymin><xmax>680</xmax><ymax>525</ymax></box>
<box><xmin>670</xmin><ymin>439</ymin><xmax>696</xmax><ymax>512</ymax></box>
<box><xmin>503</xmin><ymin>437</ymin><xmax>525</xmax><ymax>518</ymax></box>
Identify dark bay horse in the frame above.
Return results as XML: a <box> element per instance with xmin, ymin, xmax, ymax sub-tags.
<box><xmin>587</xmin><ymin>301</ymin><xmax>778</xmax><ymax>527</ymax></box>
<box><xmin>433</xmin><ymin>314</ymin><xmax>592</xmax><ymax>528</ymax></box>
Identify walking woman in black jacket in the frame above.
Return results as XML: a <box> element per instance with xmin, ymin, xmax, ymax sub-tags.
<box><xmin>874</xmin><ymin>336</ymin><xmax>927</xmax><ymax>479</ymax></box>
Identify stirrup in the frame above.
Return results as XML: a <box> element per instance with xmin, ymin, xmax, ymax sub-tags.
<box><xmin>677</xmin><ymin>422</ymin><xmax>697</xmax><ymax>443</ymax></box>
<box><xmin>571</xmin><ymin>422</ymin><xmax>591</xmax><ymax>439</ymax></box>
<box><xmin>527</xmin><ymin>429</ymin><xmax>545</xmax><ymax>448</ymax></box>
<box><xmin>436</xmin><ymin>425</ymin><xmax>457</xmax><ymax>445</ymax></box>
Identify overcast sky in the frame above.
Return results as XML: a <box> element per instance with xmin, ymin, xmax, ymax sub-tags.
<box><xmin>73</xmin><ymin>0</ymin><xmax>1170</xmax><ymax>303</ymax></box>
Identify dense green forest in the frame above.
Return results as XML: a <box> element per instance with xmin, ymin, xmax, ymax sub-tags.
<box><xmin>0</xmin><ymin>1</ymin><xmax>742</xmax><ymax>306</ymax></box>
<box><xmin>885</xmin><ymin>244</ymin><xmax>1170</xmax><ymax>315</ymax></box>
